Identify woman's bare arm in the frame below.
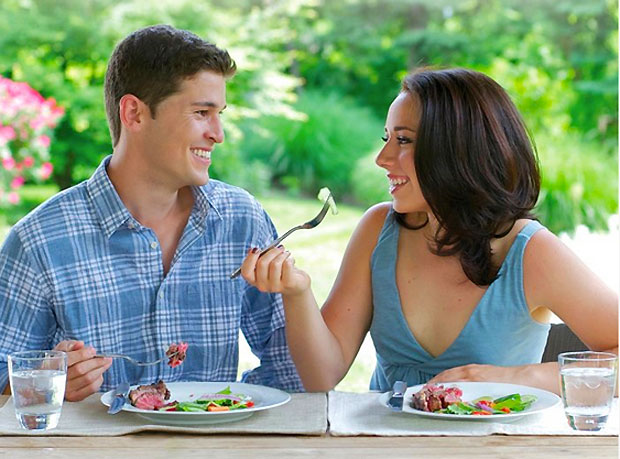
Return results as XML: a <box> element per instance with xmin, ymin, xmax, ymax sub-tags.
<box><xmin>242</xmin><ymin>203</ymin><xmax>390</xmax><ymax>391</ymax></box>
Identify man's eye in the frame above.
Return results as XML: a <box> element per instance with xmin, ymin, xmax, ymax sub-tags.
<box><xmin>196</xmin><ymin>110</ymin><xmax>208</xmax><ymax>116</ymax></box>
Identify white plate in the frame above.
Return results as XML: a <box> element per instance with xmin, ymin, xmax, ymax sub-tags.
<box><xmin>101</xmin><ymin>381</ymin><xmax>291</xmax><ymax>425</ymax></box>
<box><xmin>379</xmin><ymin>381</ymin><xmax>561</xmax><ymax>421</ymax></box>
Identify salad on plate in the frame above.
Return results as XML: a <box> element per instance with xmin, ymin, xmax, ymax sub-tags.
<box><xmin>129</xmin><ymin>380</ymin><xmax>253</xmax><ymax>412</ymax></box>
<box><xmin>412</xmin><ymin>384</ymin><xmax>537</xmax><ymax>416</ymax></box>
<box><xmin>158</xmin><ymin>385</ymin><xmax>254</xmax><ymax>412</ymax></box>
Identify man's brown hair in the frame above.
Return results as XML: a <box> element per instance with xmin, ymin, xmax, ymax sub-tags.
<box><xmin>104</xmin><ymin>24</ymin><xmax>236</xmax><ymax>146</ymax></box>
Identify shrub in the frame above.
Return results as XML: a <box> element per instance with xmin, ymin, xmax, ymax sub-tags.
<box><xmin>240</xmin><ymin>90</ymin><xmax>384</xmax><ymax>199</ymax></box>
<box><xmin>535</xmin><ymin>133</ymin><xmax>618</xmax><ymax>234</ymax></box>
<box><xmin>209</xmin><ymin>140</ymin><xmax>272</xmax><ymax>197</ymax></box>
<box><xmin>351</xmin><ymin>152</ymin><xmax>391</xmax><ymax>207</ymax></box>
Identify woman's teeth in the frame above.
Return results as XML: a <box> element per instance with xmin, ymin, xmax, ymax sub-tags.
<box><xmin>190</xmin><ymin>148</ymin><xmax>210</xmax><ymax>159</ymax></box>
<box><xmin>389</xmin><ymin>177</ymin><xmax>408</xmax><ymax>186</ymax></box>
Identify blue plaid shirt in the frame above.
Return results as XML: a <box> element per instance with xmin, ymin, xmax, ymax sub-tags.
<box><xmin>0</xmin><ymin>156</ymin><xmax>303</xmax><ymax>392</ymax></box>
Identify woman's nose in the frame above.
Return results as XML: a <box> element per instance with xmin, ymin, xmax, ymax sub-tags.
<box><xmin>375</xmin><ymin>142</ymin><xmax>393</xmax><ymax>169</ymax></box>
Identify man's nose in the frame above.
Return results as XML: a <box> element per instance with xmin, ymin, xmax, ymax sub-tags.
<box><xmin>206</xmin><ymin>117</ymin><xmax>224</xmax><ymax>144</ymax></box>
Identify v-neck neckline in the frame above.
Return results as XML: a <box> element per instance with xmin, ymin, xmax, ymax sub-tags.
<box><xmin>391</xmin><ymin>221</ymin><xmax>534</xmax><ymax>361</ymax></box>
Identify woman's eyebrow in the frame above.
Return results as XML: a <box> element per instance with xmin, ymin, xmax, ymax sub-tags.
<box><xmin>393</xmin><ymin>126</ymin><xmax>416</xmax><ymax>133</ymax></box>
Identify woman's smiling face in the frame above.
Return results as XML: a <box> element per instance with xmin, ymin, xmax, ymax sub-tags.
<box><xmin>375</xmin><ymin>91</ymin><xmax>429</xmax><ymax>215</ymax></box>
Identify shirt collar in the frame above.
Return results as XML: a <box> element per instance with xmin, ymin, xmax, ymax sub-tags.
<box><xmin>190</xmin><ymin>179</ymin><xmax>223</xmax><ymax>227</ymax></box>
<box><xmin>86</xmin><ymin>155</ymin><xmax>133</xmax><ymax>238</ymax></box>
<box><xmin>86</xmin><ymin>155</ymin><xmax>223</xmax><ymax>238</ymax></box>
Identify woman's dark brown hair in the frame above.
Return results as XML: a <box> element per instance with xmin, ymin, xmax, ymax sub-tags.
<box><xmin>396</xmin><ymin>68</ymin><xmax>540</xmax><ymax>286</ymax></box>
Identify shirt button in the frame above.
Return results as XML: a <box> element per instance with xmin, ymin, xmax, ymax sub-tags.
<box><xmin>127</xmin><ymin>222</ymin><xmax>135</xmax><ymax>229</ymax></box>
<box><xmin>150</xmin><ymin>241</ymin><xmax>158</xmax><ymax>249</ymax></box>
<box><xmin>159</xmin><ymin>292</ymin><xmax>164</xmax><ymax>299</ymax></box>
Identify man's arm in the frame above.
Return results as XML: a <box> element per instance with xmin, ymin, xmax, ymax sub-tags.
<box><xmin>239</xmin><ymin>287</ymin><xmax>304</xmax><ymax>391</ymax></box>
<box><xmin>0</xmin><ymin>229</ymin><xmax>57</xmax><ymax>391</ymax></box>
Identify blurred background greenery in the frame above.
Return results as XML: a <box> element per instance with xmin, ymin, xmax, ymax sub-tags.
<box><xmin>0</xmin><ymin>0</ymin><xmax>617</xmax><ymax>391</ymax></box>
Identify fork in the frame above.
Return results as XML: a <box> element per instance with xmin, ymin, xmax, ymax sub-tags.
<box><xmin>229</xmin><ymin>192</ymin><xmax>334</xmax><ymax>279</ymax></box>
<box><xmin>94</xmin><ymin>351</ymin><xmax>179</xmax><ymax>367</ymax></box>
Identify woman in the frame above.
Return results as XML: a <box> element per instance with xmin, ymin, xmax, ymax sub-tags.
<box><xmin>240</xmin><ymin>68</ymin><xmax>618</xmax><ymax>394</ymax></box>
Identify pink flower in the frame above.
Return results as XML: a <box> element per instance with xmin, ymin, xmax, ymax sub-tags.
<box><xmin>30</xmin><ymin>117</ymin><xmax>46</xmax><ymax>131</ymax></box>
<box><xmin>22</xmin><ymin>156</ymin><xmax>35</xmax><ymax>168</ymax></box>
<box><xmin>7</xmin><ymin>192</ymin><xmax>19</xmax><ymax>205</ymax></box>
<box><xmin>0</xmin><ymin>126</ymin><xmax>16</xmax><ymax>142</ymax></box>
<box><xmin>10</xmin><ymin>176</ymin><xmax>25</xmax><ymax>189</ymax></box>
<box><xmin>2</xmin><ymin>157</ymin><xmax>15</xmax><ymax>170</ymax></box>
<box><xmin>36</xmin><ymin>135</ymin><xmax>51</xmax><ymax>147</ymax></box>
<box><xmin>39</xmin><ymin>162</ymin><xmax>53</xmax><ymax>180</ymax></box>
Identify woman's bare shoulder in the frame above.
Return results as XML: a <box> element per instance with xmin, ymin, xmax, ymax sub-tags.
<box><xmin>342</xmin><ymin>202</ymin><xmax>392</xmax><ymax>257</ymax></box>
<box><xmin>356</xmin><ymin>202</ymin><xmax>392</xmax><ymax>236</ymax></box>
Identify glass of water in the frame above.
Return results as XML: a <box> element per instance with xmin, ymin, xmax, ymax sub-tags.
<box><xmin>559</xmin><ymin>351</ymin><xmax>618</xmax><ymax>431</ymax></box>
<box><xmin>8</xmin><ymin>350</ymin><xmax>67</xmax><ymax>431</ymax></box>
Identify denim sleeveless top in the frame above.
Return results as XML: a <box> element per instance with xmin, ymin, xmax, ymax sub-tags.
<box><xmin>369</xmin><ymin>210</ymin><xmax>550</xmax><ymax>391</ymax></box>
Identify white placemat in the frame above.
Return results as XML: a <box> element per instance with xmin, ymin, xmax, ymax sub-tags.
<box><xmin>0</xmin><ymin>392</ymin><xmax>327</xmax><ymax>436</ymax></box>
<box><xmin>328</xmin><ymin>391</ymin><xmax>619</xmax><ymax>436</ymax></box>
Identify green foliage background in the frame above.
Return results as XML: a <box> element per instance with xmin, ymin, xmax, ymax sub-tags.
<box><xmin>0</xmin><ymin>0</ymin><xmax>617</xmax><ymax>233</ymax></box>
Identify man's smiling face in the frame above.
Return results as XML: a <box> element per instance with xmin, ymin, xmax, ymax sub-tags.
<box><xmin>140</xmin><ymin>70</ymin><xmax>227</xmax><ymax>190</ymax></box>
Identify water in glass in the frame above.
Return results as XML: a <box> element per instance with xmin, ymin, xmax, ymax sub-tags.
<box><xmin>8</xmin><ymin>350</ymin><xmax>67</xmax><ymax>431</ymax></box>
<box><xmin>11</xmin><ymin>369</ymin><xmax>66</xmax><ymax>430</ymax></box>
<box><xmin>559</xmin><ymin>352</ymin><xmax>617</xmax><ymax>431</ymax></box>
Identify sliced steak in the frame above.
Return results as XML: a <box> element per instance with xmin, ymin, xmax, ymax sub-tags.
<box><xmin>166</xmin><ymin>342</ymin><xmax>188</xmax><ymax>368</ymax></box>
<box><xmin>411</xmin><ymin>384</ymin><xmax>463</xmax><ymax>412</ymax></box>
<box><xmin>129</xmin><ymin>380</ymin><xmax>171</xmax><ymax>410</ymax></box>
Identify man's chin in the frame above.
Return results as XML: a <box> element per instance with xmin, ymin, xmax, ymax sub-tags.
<box><xmin>188</xmin><ymin>169</ymin><xmax>210</xmax><ymax>187</ymax></box>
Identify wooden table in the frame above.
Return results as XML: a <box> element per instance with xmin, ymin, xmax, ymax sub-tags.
<box><xmin>0</xmin><ymin>396</ymin><xmax>616</xmax><ymax>458</ymax></box>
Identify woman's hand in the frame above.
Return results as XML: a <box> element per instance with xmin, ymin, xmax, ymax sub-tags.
<box><xmin>240</xmin><ymin>246</ymin><xmax>311</xmax><ymax>297</ymax></box>
<box><xmin>53</xmin><ymin>340</ymin><xmax>113</xmax><ymax>402</ymax></box>
<box><xmin>427</xmin><ymin>362</ymin><xmax>562</xmax><ymax>394</ymax></box>
<box><xmin>427</xmin><ymin>364</ymin><xmax>516</xmax><ymax>385</ymax></box>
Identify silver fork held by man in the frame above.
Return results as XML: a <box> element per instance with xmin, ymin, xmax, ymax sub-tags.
<box><xmin>94</xmin><ymin>351</ymin><xmax>178</xmax><ymax>367</ymax></box>
<box><xmin>229</xmin><ymin>192</ymin><xmax>333</xmax><ymax>279</ymax></box>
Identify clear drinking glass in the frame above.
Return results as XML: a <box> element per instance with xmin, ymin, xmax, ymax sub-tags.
<box><xmin>559</xmin><ymin>351</ymin><xmax>618</xmax><ymax>431</ymax></box>
<box><xmin>8</xmin><ymin>350</ymin><xmax>67</xmax><ymax>431</ymax></box>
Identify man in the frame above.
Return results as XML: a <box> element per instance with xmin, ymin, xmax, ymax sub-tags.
<box><xmin>0</xmin><ymin>25</ymin><xmax>303</xmax><ymax>401</ymax></box>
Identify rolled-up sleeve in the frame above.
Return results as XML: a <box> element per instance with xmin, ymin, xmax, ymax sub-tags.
<box><xmin>240</xmin><ymin>286</ymin><xmax>304</xmax><ymax>391</ymax></box>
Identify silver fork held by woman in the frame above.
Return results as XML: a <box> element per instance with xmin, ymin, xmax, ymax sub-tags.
<box><xmin>229</xmin><ymin>193</ymin><xmax>333</xmax><ymax>279</ymax></box>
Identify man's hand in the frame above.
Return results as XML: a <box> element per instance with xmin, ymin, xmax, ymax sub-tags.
<box><xmin>54</xmin><ymin>340</ymin><xmax>113</xmax><ymax>402</ymax></box>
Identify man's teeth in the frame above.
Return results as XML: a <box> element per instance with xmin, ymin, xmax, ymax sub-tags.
<box><xmin>389</xmin><ymin>177</ymin><xmax>408</xmax><ymax>186</ymax></box>
<box><xmin>190</xmin><ymin>148</ymin><xmax>210</xmax><ymax>159</ymax></box>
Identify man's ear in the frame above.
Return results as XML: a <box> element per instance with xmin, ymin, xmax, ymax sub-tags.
<box><xmin>119</xmin><ymin>94</ymin><xmax>148</xmax><ymax>134</ymax></box>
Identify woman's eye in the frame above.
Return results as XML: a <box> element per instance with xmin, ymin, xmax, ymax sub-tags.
<box><xmin>381</xmin><ymin>135</ymin><xmax>388</xmax><ymax>142</ymax></box>
<box><xmin>397</xmin><ymin>136</ymin><xmax>413</xmax><ymax>145</ymax></box>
